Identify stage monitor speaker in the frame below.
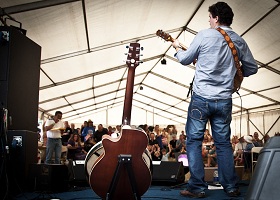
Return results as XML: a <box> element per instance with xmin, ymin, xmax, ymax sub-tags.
<box><xmin>28</xmin><ymin>164</ymin><xmax>68</xmax><ymax>192</ymax></box>
<box><xmin>0</xmin><ymin>26</ymin><xmax>41</xmax><ymax>132</ymax></box>
<box><xmin>68</xmin><ymin>160</ymin><xmax>88</xmax><ymax>184</ymax></box>
<box><xmin>7</xmin><ymin>130</ymin><xmax>37</xmax><ymax>191</ymax></box>
<box><xmin>152</xmin><ymin>161</ymin><xmax>185</xmax><ymax>184</ymax></box>
<box><xmin>246</xmin><ymin>136</ymin><xmax>280</xmax><ymax>200</ymax></box>
<box><xmin>204</xmin><ymin>166</ymin><xmax>244</xmax><ymax>182</ymax></box>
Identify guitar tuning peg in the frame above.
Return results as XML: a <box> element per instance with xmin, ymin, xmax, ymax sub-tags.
<box><xmin>136</xmin><ymin>47</ymin><xmax>144</xmax><ymax>51</ymax></box>
<box><xmin>126</xmin><ymin>45</ymin><xmax>133</xmax><ymax>50</ymax></box>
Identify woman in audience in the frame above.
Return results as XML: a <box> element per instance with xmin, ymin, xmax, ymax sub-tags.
<box><xmin>67</xmin><ymin>133</ymin><xmax>87</xmax><ymax>160</ymax></box>
<box><xmin>161</xmin><ymin>144</ymin><xmax>171</xmax><ymax>161</ymax></box>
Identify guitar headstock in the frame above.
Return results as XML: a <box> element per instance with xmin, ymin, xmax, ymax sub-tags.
<box><xmin>126</xmin><ymin>43</ymin><xmax>142</xmax><ymax>68</ymax></box>
<box><xmin>156</xmin><ymin>30</ymin><xmax>174</xmax><ymax>42</ymax></box>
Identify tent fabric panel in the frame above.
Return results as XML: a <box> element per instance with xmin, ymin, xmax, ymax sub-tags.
<box><xmin>233</xmin><ymin>94</ymin><xmax>273</xmax><ymax>110</ymax></box>
<box><xmin>12</xmin><ymin>1</ymin><xmax>87</xmax><ymax>60</ymax></box>
<box><xmin>38</xmin><ymin>77</ymin><xmax>93</xmax><ymax>102</ymax></box>
<box><xmin>242</xmin><ymin>6</ymin><xmax>280</xmax><ymax>64</ymax></box>
<box><xmin>143</xmin><ymin>73</ymin><xmax>189</xmax><ymax>99</ymax></box>
<box><xmin>65</xmin><ymin>90</ymin><xmax>94</xmax><ymax>103</ymax></box>
<box><xmin>85</xmin><ymin>0</ymin><xmax>200</xmax><ymax>47</ymax></box>
<box><xmin>241</xmin><ymin>68</ymin><xmax>279</xmax><ymax>91</ymax></box>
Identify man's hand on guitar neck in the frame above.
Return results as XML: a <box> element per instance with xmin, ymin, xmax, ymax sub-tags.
<box><xmin>172</xmin><ymin>39</ymin><xmax>182</xmax><ymax>52</ymax></box>
<box><xmin>172</xmin><ymin>39</ymin><xmax>197</xmax><ymax>65</ymax></box>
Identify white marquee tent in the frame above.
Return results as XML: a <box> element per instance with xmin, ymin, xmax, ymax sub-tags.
<box><xmin>1</xmin><ymin>0</ymin><xmax>279</xmax><ymax>137</ymax></box>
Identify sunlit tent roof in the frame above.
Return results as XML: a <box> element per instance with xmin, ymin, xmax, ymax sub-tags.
<box><xmin>1</xmin><ymin>0</ymin><xmax>279</xmax><ymax>132</ymax></box>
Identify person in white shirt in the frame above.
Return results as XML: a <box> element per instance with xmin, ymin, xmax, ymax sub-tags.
<box><xmin>233</xmin><ymin>137</ymin><xmax>247</xmax><ymax>164</ymax></box>
<box><xmin>45</xmin><ymin>111</ymin><xmax>64</xmax><ymax>164</ymax></box>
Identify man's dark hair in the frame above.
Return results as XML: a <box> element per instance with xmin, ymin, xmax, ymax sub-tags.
<box><xmin>208</xmin><ymin>2</ymin><xmax>234</xmax><ymax>26</ymax></box>
<box><xmin>55</xmin><ymin>111</ymin><xmax>62</xmax><ymax>116</ymax></box>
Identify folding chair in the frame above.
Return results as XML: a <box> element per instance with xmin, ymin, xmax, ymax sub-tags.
<box><xmin>251</xmin><ymin>147</ymin><xmax>263</xmax><ymax>174</ymax></box>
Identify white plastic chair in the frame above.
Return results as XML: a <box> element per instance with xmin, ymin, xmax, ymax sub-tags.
<box><xmin>251</xmin><ymin>147</ymin><xmax>263</xmax><ymax>174</ymax></box>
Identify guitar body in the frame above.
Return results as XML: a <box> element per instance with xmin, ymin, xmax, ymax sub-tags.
<box><xmin>89</xmin><ymin>127</ymin><xmax>151</xmax><ymax>199</ymax></box>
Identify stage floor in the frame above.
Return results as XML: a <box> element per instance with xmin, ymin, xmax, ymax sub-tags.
<box><xmin>14</xmin><ymin>181</ymin><xmax>249</xmax><ymax>200</ymax></box>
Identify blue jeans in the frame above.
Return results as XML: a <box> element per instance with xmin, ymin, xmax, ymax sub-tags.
<box><xmin>46</xmin><ymin>138</ymin><xmax>62</xmax><ymax>164</ymax></box>
<box><xmin>185</xmin><ymin>93</ymin><xmax>239</xmax><ymax>193</ymax></box>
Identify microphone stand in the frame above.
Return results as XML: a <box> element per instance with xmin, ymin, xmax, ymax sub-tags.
<box><xmin>187</xmin><ymin>77</ymin><xmax>194</xmax><ymax>99</ymax></box>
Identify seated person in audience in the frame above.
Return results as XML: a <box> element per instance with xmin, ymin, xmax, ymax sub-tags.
<box><xmin>161</xmin><ymin>144</ymin><xmax>171</xmax><ymax>161</ymax></box>
<box><xmin>67</xmin><ymin>133</ymin><xmax>86</xmax><ymax>160</ymax></box>
<box><xmin>231</xmin><ymin>135</ymin><xmax>239</xmax><ymax>152</ymax></box>
<box><xmin>206</xmin><ymin>144</ymin><xmax>217</xmax><ymax>167</ymax></box>
<box><xmin>253</xmin><ymin>132</ymin><xmax>263</xmax><ymax>147</ymax></box>
<box><xmin>263</xmin><ymin>134</ymin><xmax>270</xmax><ymax>144</ymax></box>
<box><xmin>204</xmin><ymin>129</ymin><xmax>212</xmax><ymax>141</ymax></box>
<box><xmin>83</xmin><ymin>133</ymin><xmax>96</xmax><ymax>153</ymax></box>
<box><xmin>176</xmin><ymin>134</ymin><xmax>186</xmax><ymax>152</ymax></box>
<box><xmin>93</xmin><ymin>124</ymin><xmax>108</xmax><ymax>143</ymax></box>
<box><xmin>233</xmin><ymin>136</ymin><xmax>247</xmax><ymax>164</ymax></box>
<box><xmin>202</xmin><ymin>134</ymin><xmax>212</xmax><ymax>158</ymax></box>
<box><xmin>151</xmin><ymin>144</ymin><xmax>162</xmax><ymax>161</ymax></box>
<box><xmin>81</xmin><ymin>119</ymin><xmax>95</xmax><ymax>142</ymax></box>
<box><xmin>180</xmin><ymin>145</ymin><xmax>187</xmax><ymax>153</ymax></box>
<box><xmin>169</xmin><ymin>134</ymin><xmax>177</xmax><ymax>158</ymax></box>
<box><xmin>62</xmin><ymin>121</ymin><xmax>72</xmax><ymax>145</ymax></box>
<box><xmin>243</xmin><ymin>135</ymin><xmax>255</xmax><ymax>172</ymax></box>
<box><xmin>149</xmin><ymin>132</ymin><xmax>159</xmax><ymax>146</ymax></box>
<box><xmin>147</xmin><ymin>144</ymin><xmax>153</xmax><ymax>155</ymax></box>
<box><xmin>161</xmin><ymin>128</ymin><xmax>168</xmax><ymax>149</ymax></box>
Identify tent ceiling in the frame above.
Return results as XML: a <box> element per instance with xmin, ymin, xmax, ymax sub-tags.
<box><xmin>1</xmin><ymin>0</ymin><xmax>279</xmax><ymax>125</ymax></box>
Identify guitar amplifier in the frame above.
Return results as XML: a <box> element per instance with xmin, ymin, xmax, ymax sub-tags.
<box><xmin>28</xmin><ymin>163</ymin><xmax>68</xmax><ymax>192</ymax></box>
<box><xmin>152</xmin><ymin>161</ymin><xmax>185</xmax><ymax>184</ymax></box>
<box><xmin>68</xmin><ymin>160</ymin><xmax>88</xmax><ymax>184</ymax></box>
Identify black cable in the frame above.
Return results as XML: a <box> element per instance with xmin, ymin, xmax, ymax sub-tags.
<box><xmin>236</xmin><ymin>91</ymin><xmax>242</xmax><ymax>138</ymax></box>
<box><xmin>187</xmin><ymin>76</ymin><xmax>194</xmax><ymax>99</ymax></box>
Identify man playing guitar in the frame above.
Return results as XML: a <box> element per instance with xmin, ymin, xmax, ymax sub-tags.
<box><xmin>171</xmin><ymin>1</ymin><xmax>257</xmax><ymax>198</ymax></box>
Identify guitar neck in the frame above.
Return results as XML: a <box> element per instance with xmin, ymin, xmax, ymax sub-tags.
<box><xmin>122</xmin><ymin>43</ymin><xmax>141</xmax><ymax>126</ymax></box>
<box><xmin>167</xmin><ymin>37</ymin><xmax>186</xmax><ymax>50</ymax></box>
<box><xmin>178</xmin><ymin>42</ymin><xmax>187</xmax><ymax>51</ymax></box>
<box><xmin>122</xmin><ymin>67</ymin><xmax>135</xmax><ymax>125</ymax></box>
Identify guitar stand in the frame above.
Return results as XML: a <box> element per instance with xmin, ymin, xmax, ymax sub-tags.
<box><xmin>106</xmin><ymin>154</ymin><xmax>140</xmax><ymax>200</ymax></box>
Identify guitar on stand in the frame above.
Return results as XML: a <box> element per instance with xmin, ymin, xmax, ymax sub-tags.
<box><xmin>88</xmin><ymin>43</ymin><xmax>152</xmax><ymax>200</ymax></box>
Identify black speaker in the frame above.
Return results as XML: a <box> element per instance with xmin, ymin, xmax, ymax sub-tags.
<box><xmin>28</xmin><ymin>163</ymin><xmax>69</xmax><ymax>192</ymax></box>
<box><xmin>6</xmin><ymin>130</ymin><xmax>38</xmax><ymax>191</ymax></box>
<box><xmin>68</xmin><ymin>160</ymin><xmax>87</xmax><ymax>184</ymax></box>
<box><xmin>0</xmin><ymin>26</ymin><xmax>41</xmax><ymax>132</ymax></box>
<box><xmin>152</xmin><ymin>161</ymin><xmax>185</xmax><ymax>184</ymax></box>
<box><xmin>246</xmin><ymin>136</ymin><xmax>280</xmax><ymax>200</ymax></box>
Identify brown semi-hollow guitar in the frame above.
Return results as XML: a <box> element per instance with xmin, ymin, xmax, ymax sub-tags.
<box><xmin>89</xmin><ymin>43</ymin><xmax>151</xmax><ymax>200</ymax></box>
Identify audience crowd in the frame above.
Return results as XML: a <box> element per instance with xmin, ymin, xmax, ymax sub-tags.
<box><xmin>38</xmin><ymin>117</ymin><xmax>278</xmax><ymax>180</ymax></box>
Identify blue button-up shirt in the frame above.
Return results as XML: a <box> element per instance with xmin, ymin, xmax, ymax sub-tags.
<box><xmin>175</xmin><ymin>26</ymin><xmax>258</xmax><ymax>99</ymax></box>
